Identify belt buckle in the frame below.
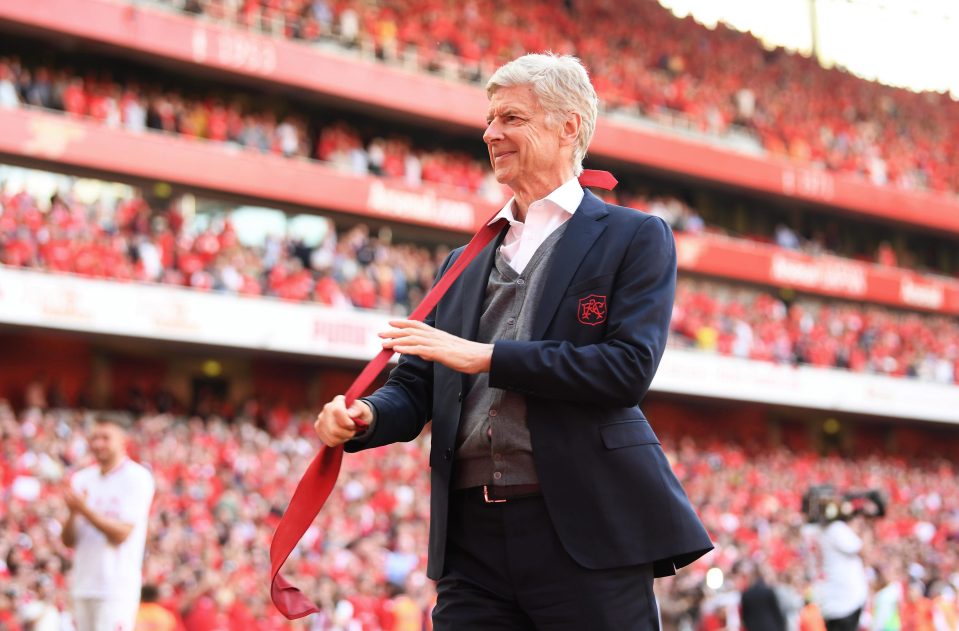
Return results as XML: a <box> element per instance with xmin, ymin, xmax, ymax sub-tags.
<box><xmin>482</xmin><ymin>485</ymin><xmax>507</xmax><ymax>504</ymax></box>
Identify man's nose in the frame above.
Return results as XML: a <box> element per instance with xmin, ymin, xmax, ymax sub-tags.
<box><xmin>483</xmin><ymin>120</ymin><xmax>503</xmax><ymax>144</ymax></box>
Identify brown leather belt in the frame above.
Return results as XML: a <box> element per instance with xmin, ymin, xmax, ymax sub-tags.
<box><xmin>473</xmin><ymin>483</ymin><xmax>542</xmax><ymax>504</ymax></box>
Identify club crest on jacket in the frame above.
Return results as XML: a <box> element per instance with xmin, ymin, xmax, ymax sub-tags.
<box><xmin>578</xmin><ymin>294</ymin><xmax>608</xmax><ymax>325</ymax></box>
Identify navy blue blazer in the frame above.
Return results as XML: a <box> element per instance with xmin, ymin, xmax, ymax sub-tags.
<box><xmin>347</xmin><ymin>189</ymin><xmax>713</xmax><ymax>579</ymax></box>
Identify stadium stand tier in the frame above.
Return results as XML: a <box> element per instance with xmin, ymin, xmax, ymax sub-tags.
<box><xmin>2</xmin><ymin>171</ymin><xmax>957</xmax><ymax>384</ymax></box>
<box><xmin>133</xmin><ymin>0</ymin><xmax>959</xmax><ymax>196</ymax></box>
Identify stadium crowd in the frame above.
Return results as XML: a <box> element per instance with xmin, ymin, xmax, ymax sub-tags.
<box><xmin>152</xmin><ymin>0</ymin><xmax>959</xmax><ymax>196</ymax></box>
<box><xmin>671</xmin><ymin>278</ymin><xmax>959</xmax><ymax>385</ymax></box>
<box><xmin>3</xmin><ymin>395</ymin><xmax>959</xmax><ymax>629</ymax></box>
<box><xmin>2</xmin><ymin>180</ymin><xmax>958</xmax><ymax>384</ymax></box>
<box><xmin>0</xmin><ymin>56</ymin><xmax>501</xmax><ymax>200</ymax></box>
<box><xmin>0</xmin><ymin>182</ymin><xmax>449</xmax><ymax>314</ymax></box>
<box><xmin>0</xmin><ymin>398</ymin><xmax>436</xmax><ymax>630</ymax></box>
<box><xmin>3</xmin><ymin>51</ymin><xmax>958</xmax><ymax>276</ymax></box>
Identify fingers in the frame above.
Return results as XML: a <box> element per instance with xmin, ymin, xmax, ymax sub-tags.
<box><xmin>380</xmin><ymin>331</ymin><xmax>428</xmax><ymax>352</ymax></box>
<box><xmin>380</xmin><ymin>320</ymin><xmax>444</xmax><ymax>354</ymax></box>
<box><xmin>379</xmin><ymin>325</ymin><xmax>434</xmax><ymax>355</ymax></box>
<box><xmin>387</xmin><ymin>319</ymin><xmax>428</xmax><ymax>330</ymax></box>
<box><xmin>378</xmin><ymin>321</ymin><xmax>459</xmax><ymax>365</ymax></box>
<box><xmin>379</xmin><ymin>320</ymin><xmax>433</xmax><ymax>341</ymax></box>
<box><xmin>63</xmin><ymin>487</ymin><xmax>83</xmax><ymax>511</ymax></box>
<box><xmin>389</xmin><ymin>343</ymin><xmax>433</xmax><ymax>360</ymax></box>
<box><xmin>346</xmin><ymin>400</ymin><xmax>373</xmax><ymax>427</ymax></box>
<box><xmin>376</xmin><ymin>322</ymin><xmax>490</xmax><ymax>373</ymax></box>
<box><xmin>314</xmin><ymin>395</ymin><xmax>358</xmax><ymax>447</ymax></box>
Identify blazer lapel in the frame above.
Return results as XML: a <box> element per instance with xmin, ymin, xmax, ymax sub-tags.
<box><xmin>531</xmin><ymin>191</ymin><xmax>608</xmax><ymax>340</ymax></box>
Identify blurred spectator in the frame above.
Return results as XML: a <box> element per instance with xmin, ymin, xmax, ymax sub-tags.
<box><xmin>0</xmin><ymin>63</ymin><xmax>19</xmax><ymax>108</ymax></box>
<box><xmin>799</xmin><ymin>597</ymin><xmax>828</xmax><ymax>631</ymax></box>
<box><xmin>776</xmin><ymin>223</ymin><xmax>801</xmax><ymax>251</ymax></box>
<box><xmin>739</xmin><ymin>562</ymin><xmax>786</xmax><ymax>631</ymax></box>
<box><xmin>869</xmin><ymin>563</ymin><xmax>905</xmax><ymax>631</ymax></box>
<box><xmin>877</xmin><ymin>241</ymin><xmax>898</xmax><ymax>267</ymax></box>
<box><xmin>135</xmin><ymin>584</ymin><xmax>177</xmax><ymax>631</ymax></box>
<box><xmin>811</xmin><ymin>517</ymin><xmax>868</xmax><ymax>631</ymax></box>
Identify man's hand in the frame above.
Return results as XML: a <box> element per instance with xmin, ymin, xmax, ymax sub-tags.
<box><xmin>380</xmin><ymin>320</ymin><xmax>493</xmax><ymax>374</ymax></box>
<box><xmin>61</xmin><ymin>484</ymin><xmax>134</xmax><ymax>545</ymax></box>
<box><xmin>315</xmin><ymin>395</ymin><xmax>374</xmax><ymax>447</ymax></box>
<box><xmin>61</xmin><ymin>484</ymin><xmax>83</xmax><ymax>547</ymax></box>
<box><xmin>63</xmin><ymin>485</ymin><xmax>86</xmax><ymax>513</ymax></box>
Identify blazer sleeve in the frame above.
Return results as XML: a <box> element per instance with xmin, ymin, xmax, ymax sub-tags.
<box><xmin>344</xmin><ymin>250</ymin><xmax>458</xmax><ymax>452</ymax></box>
<box><xmin>488</xmin><ymin>214</ymin><xmax>675</xmax><ymax>408</ymax></box>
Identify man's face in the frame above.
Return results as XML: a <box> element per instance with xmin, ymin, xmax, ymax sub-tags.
<box><xmin>483</xmin><ymin>85</ymin><xmax>569</xmax><ymax>190</ymax></box>
<box><xmin>88</xmin><ymin>422</ymin><xmax>125</xmax><ymax>466</ymax></box>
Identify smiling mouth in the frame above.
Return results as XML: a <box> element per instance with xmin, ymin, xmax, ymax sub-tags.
<box><xmin>494</xmin><ymin>151</ymin><xmax>516</xmax><ymax>161</ymax></box>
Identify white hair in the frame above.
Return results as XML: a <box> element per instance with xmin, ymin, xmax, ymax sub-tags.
<box><xmin>486</xmin><ymin>53</ymin><xmax>599</xmax><ymax>176</ymax></box>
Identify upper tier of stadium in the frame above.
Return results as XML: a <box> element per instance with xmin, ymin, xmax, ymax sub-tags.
<box><xmin>2</xmin><ymin>49</ymin><xmax>957</xmax><ymax>278</ymax></box>
<box><xmin>145</xmin><ymin>0</ymin><xmax>959</xmax><ymax>196</ymax></box>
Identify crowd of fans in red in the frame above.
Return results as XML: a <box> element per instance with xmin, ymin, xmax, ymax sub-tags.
<box><xmin>0</xmin><ymin>56</ymin><xmax>501</xmax><ymax>200</ymax></box>
<box><xmin>4</xmin><ymin>50</ymin><xmax>957</xmax><ymax>278</ymax></box>
<box><xmin>0</xmin><ymin>398</ymin><xmax>436</xmax><ymax>630</ymax></box>
<box><xmin>4</xmin><ymin>43</ymin><xmax>959</xmax><ymax>277</ymax></box>
<box><xmin>2</xmin><ymin>179</ymin><xmax>958</xmax><ymax>384</ymax></box>
<box><xmin>671</xmin><ymin>278</ymin><xmax>959</xmax><ymax>385</ymax></box>
<box><xmin>0</xmin><ymin>182</ymin><xmax>449</xmax><ymax>314</ymax></box>
<box><xmin>3</xmin><ymin>395</ymin><xmax>959</xmax><ymax>629</ymax></box>
<box><xmin>660</xmin><ymin>434</ymin><xmax>959</xmax><ymax>630</ymax></box>
<box><xmin>159</xmin><ymin>0</ymin><xmax>959</xmax><ymax>195</ymax></box>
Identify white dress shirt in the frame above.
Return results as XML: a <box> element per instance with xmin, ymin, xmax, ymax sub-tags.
<box><xmin>489</xmin><ymin>177</ymin><xmax>584</xmax><ymax>274</ymax></box>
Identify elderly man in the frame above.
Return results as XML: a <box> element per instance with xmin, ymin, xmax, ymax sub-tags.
<box><xmin>315</xmin><ymin>53</ymin><xmax>712</xmax><ymax>630</ymax></box>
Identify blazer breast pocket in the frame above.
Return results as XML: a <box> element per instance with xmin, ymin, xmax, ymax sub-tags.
<box><xmin>599</xmin><ymin>420</ymin><xmax>660</xmax><ymax>449</ymax></box>
<box><xmin>565</xmin><ymin>273</ymin><xmax>615</xmax><ymax>298</ymax></box>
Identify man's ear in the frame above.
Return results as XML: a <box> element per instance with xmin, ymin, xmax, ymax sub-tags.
<box><xmin>560</xmin><ymin>111</ymin><xmax>581</xmax><ymax>147</ymax></box>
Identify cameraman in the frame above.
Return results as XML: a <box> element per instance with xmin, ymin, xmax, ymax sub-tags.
<box><xmin>812</xmin><ymin>515</ymin><xmax>868</xmax><ymax>631</ymax></box>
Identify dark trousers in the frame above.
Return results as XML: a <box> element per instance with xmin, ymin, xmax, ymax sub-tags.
<box><xmin>824</xmin><ymin>608</ymin><xmax>861</xmax><ymax>631</ymax></box>
<box><xmin>432</xmin><ymin>487</ymin><xmax>659</xmax><ymax>630</ymax></box>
